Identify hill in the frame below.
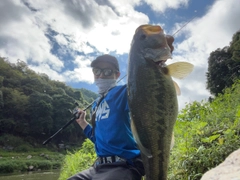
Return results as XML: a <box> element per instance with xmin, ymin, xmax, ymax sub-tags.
<box><xmin>0</xmin><ymin>57</ymin><xmax>97</xmax><ymax>149</ymax></box>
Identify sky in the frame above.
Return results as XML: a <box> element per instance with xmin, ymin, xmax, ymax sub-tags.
<box><xmin>1</xmin><ymin>0</ymin><xmax>240</xmax><ymax>110</ymax></box>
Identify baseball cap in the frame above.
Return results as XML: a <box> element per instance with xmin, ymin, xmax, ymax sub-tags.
<box><xmin>90</xmin><ymin>54</ymin><xmax>119</xmax><ymax>71</ymax></box>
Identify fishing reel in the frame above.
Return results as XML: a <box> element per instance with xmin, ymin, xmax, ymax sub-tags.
<box><xmin>69</xmin><ymin>102</ymin><xmax>81</xmax><ymax>119</ymax></box>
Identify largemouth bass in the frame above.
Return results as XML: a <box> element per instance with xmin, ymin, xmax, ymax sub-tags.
<box><xmin>127</xmin><ymin>25</ymin><xmax>193</xmax><ymax>180</ymax></box>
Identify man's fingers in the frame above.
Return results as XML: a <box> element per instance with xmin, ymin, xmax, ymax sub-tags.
<box><xmin>166</xmin><ymin>35</ymin><xmax>174</xmax><ymax>53</ymax></box>
<box><xmin>78</xmin><ymin>110</ymin><xmax>86</xmax><ymax>118</ymax></box>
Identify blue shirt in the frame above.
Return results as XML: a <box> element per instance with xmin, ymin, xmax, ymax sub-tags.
<box><xmin>83</xmin><ymin>85</ymin><xmax>140</xmax><ymax>159</ymax></box>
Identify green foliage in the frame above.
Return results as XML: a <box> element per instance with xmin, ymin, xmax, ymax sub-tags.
<box><xmin>0</xmin><ymin>162</ymin><xmax>15</xmax><ymax>173</ymax></box>
<box><xmin>0</xmin><ymin>134</ymin><xmax>26</xmax><ymax>147</ymax></box>
<box><xmin>206</xmin><ymin>31</ymin><xmax>240</xmax><ymax>96</ymax></box>
<box><xmin>0</xmin><ymin>149</ymin><xmax>64</xmax><ymax>173</ymax></box>
<box><xmin>58</xmin><ymin>139</ymin><xmax>96</xmax><ymax>180</ymax></box>
<box><xmin>14</xmin><ymin>144</ymin><xmax>33</xmax><ymax>152</ymax></box>
<box><xmin>0</xmin><ymin>57</ymin><xmax>97</xmax><ymax>146</ymax></box>
<box><xmin>79</xmin><ymin>88</ymin><xmax>98</xmax><ymax>103</ymax></box>
<box><xmin>169</xmin><ymin>80</ymin><xmax>240</xmax><ymax>180</ymax></box>
<box><xmin>229</xmin><ymin>31</ymin><xmax>240</xmax><ymax>62</ymax></box>
<box><xmin>0</xmin><ymin>159</ymin><xmax>61</xmax><ymax>173</ymax></box>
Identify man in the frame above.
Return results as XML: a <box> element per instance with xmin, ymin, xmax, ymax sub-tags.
<box><xmin>68</xmin><ymin>54</ymin><xmax>144</xmax><ymax>180</ymax></box>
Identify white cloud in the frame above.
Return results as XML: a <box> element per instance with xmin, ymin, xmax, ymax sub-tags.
<box><xmin>24</xmin><ymin>0</ymin><xmax>149</xmax><ymax>55</ymax></box>
<box><xmin>29</xmin><ymin>63</ymin><xmax>65</xmax><ymax>81</ymax></box>
<box><xmin>0</xmin><ymin>0</ymin><xmax>64</xmax><ymax>72</ymax></box>
<box><xmin>64</xmin><ymin>55</ymin><xmax>94</xmax><ymax>83</ymax></box>
<box><xmin>144</xmin><ymin>0</ymin><xmax>189</xmax><ymax>12</ymax></box>
<box><xmin>170</xmin><ymin>0</ymin><xmax>240</xmax><ymax>109</ymax></box>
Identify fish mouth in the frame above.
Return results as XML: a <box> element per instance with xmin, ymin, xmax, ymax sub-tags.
<box><xmin>136</xmin><ymin>25</ymin><xmax>163</xmax><ymax>35</ymax></box>
<box><xmin>155</xmin><ymin>60</ymin><xmax>167</xmax><ymax>67</ymax></box>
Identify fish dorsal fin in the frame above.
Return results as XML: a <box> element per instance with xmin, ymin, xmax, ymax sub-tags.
<box><xmin>167</xmin><ymin>62</ymin><xmax>194</xmax><ymax>79</ymax></box>
<box><xmin>173</xmin><ymin>80</ymin><xmax>181</xmax><ymax>96</ymax></box>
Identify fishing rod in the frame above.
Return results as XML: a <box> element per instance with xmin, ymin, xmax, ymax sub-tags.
<box><xmin>42</xmin><ymin>74</ymin><xmax>127</xmax><ymax>145</ymax></box>
<box><xmin>42</xmin><ymin>102</ymin><xmax>90</xmax><ymax>145</ymax></box>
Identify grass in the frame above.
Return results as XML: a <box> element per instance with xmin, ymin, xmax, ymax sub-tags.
<box><xmin>58</xmin><ymin>139</ymin><xmax>96</xmax><ymax>180</ymax></box>
<box><xmin>0</xmin><ymin>149</ymin><xmax>65</xmax><ymax>174</ymax></box>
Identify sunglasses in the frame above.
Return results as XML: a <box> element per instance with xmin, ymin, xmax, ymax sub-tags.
<box><xmin>92</xmin><ymin>68</ymin><xmax>118</xmax><ymax>76</ymax></box>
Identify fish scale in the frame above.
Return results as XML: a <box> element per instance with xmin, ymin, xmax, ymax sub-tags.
<box><xmin>127</xmin><ymin>25</ymin><xmax>179</xmax><ymax>180</ymax></box>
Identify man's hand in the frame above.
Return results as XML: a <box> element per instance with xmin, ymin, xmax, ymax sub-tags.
<box><xmin>166</xmin><ymin>35</ymin><xmax>174</xmax><ymax>53</ymax></box>
<box><xmin>76</xmin><ymin>109</ymin><xmax>88</xmax><ymax>130</ymax></box>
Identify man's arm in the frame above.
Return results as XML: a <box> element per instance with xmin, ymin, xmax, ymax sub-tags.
<box><xmin>76</xmin><ymin>110</ymin><xmax>95</xmax><ymax>143</ymax></box>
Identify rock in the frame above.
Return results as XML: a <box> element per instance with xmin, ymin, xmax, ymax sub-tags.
<box><xmin>201</xmin><ymin>148</ymin><xmax>240</xmax><ymax>180</ymax></box>
<box><xmin>58</xmin><ymin>143</ymin><xmax>65</xmax><ymax>149</ymax></box>
<box><xmin>28</xmin><ymin>165</ymin><xmax>34</xmax><ymax>171</ymax></box>
<box><xmin>3</xmin><ymin>146</ymin><xmax>14</xmax><ymax>150</ymax></box>
<box><xmin>45</xmin><ymin>154</ymin><xmax>49</xmax><ymax>159</ymax></box>
<box><xmin>27</xmin><ymin>155</ymin><xmax>32</xmax><ymax>159</ymax></box>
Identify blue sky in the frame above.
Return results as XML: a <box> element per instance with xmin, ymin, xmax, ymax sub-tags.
<box><xmin>1</xmin><ymin>0</ymin><xmax>240</xmax><ymax>110</ymax></box>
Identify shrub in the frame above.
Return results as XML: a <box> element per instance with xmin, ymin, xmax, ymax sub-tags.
<box><xmin>58</xmin><ymin>139</ymin><xmax>96</xmax><ymax>180</ymax></box>
<box><xmin>169</xmin><ymin>80</ymin><xmax>240</xmax><ymax>180</ymax></box>
<box><xmin>0</xmin><ymin>134</ymin><xmax>25</xmax><ymax>147</ymax></box>
<box><xmin>0</xmin><ymin>161</ymin><xmax>15</xmax><ymax>173</ymax></box>
<box><xmin>14</xmin><ymin>144</ymin><xmax>33</xmax><ymax>152</ymax></box>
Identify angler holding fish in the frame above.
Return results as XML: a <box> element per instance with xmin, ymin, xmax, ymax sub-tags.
<box><xmin>127</xmin><ymin>25</ymin><xmax>194</xmax><ymax>180</ymax></box>
<box><xmin>67</xmin><ymin>24</ymin><xmax>192</xmax><ymax>180</ymax></box>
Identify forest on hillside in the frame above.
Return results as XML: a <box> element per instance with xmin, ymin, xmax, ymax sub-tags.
<box><xmin>0</xmin><ymin>57</ymin><xmax>98</xmax><ymax>148</ymax></box>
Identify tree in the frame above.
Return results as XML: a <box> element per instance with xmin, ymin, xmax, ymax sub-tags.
<box><xmin>229</xmin><ymin>31</ymin><xmax>240</xmax><ymax>62</ymax></box>
<box><xmin>27</xmin><ymin>92</ymin><xmax>53</xmax><ymax>137</ymax></box>
<box><xmin>206</xmin><ymin>31</ymin><xmax>240</xmax><ymax>96</ymax></box>
<box><xmin>0</xmin><ymin>87</ymin><xmax>29</xmax><ymax>135</ymax></box>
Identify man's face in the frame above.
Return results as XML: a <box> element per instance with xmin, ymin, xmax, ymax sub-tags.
<box><xmin>93</xmin><ymin>62</ymin><xmax>120</xmax><ymax>80</ymax></box>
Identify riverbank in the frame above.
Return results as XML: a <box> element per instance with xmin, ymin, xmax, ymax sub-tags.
<box><xmin>0</xmin><ymin>149</ymin><xmax>65</xmax><ymax>174</ymax></box>
<box><xmin>0</xmin><ymin>169</ymin><xmax>60</xmax><ymax>180</ymax></box>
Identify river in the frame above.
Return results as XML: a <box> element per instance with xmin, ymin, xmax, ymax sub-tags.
<box><xmin>0</xmin><ymin>170</ymin><xmax>60</xmax><ymax>180</ymax></box>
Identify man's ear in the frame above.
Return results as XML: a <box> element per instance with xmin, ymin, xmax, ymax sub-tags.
<box><xmin>166</xmin><ymin>35</ymin><xmax>174</xmax><ymax>53</ymax></box>
<box><xmin>116</xmin><ymin>71</ymin><xmax>121</xmax><ymax>79</ymax></box>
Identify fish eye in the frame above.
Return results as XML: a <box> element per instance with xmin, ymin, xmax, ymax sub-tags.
<box><xmin>140</xmin><ymin>34</ymin><xmax>146</xmax><ymax>40</ymax></box>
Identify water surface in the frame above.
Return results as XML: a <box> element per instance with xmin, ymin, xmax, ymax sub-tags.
<box><xmin>0</xmin><ymin>170</ymin><xmax>60</xmax><ymax>180</ymax></box>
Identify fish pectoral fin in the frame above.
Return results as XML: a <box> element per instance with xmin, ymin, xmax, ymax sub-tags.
<box><xmin>173</xmin><ymin>80</ymin><xmax>181</xmax><ymax>95</ymax></box>
<box><xmin>167</xmin><ymin>62</ymin><xmax>194</xmax><ymax>79</ymax></box>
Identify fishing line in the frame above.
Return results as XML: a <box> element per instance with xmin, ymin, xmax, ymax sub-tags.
<box><xmin>172</xmin><ymin>16</ymin><xmax>196</xmax><ymax>37</ymax></box>
<box><xmin>117</xmin><ymin>74</ymin><xmax>127</xmax><ymax>83</ymax></box>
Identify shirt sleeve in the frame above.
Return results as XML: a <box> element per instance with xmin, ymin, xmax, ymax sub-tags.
<box><xmin>83</xmin><ymin>124</ymin><xmax>95</xmax><ymax>143</ymax></box>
